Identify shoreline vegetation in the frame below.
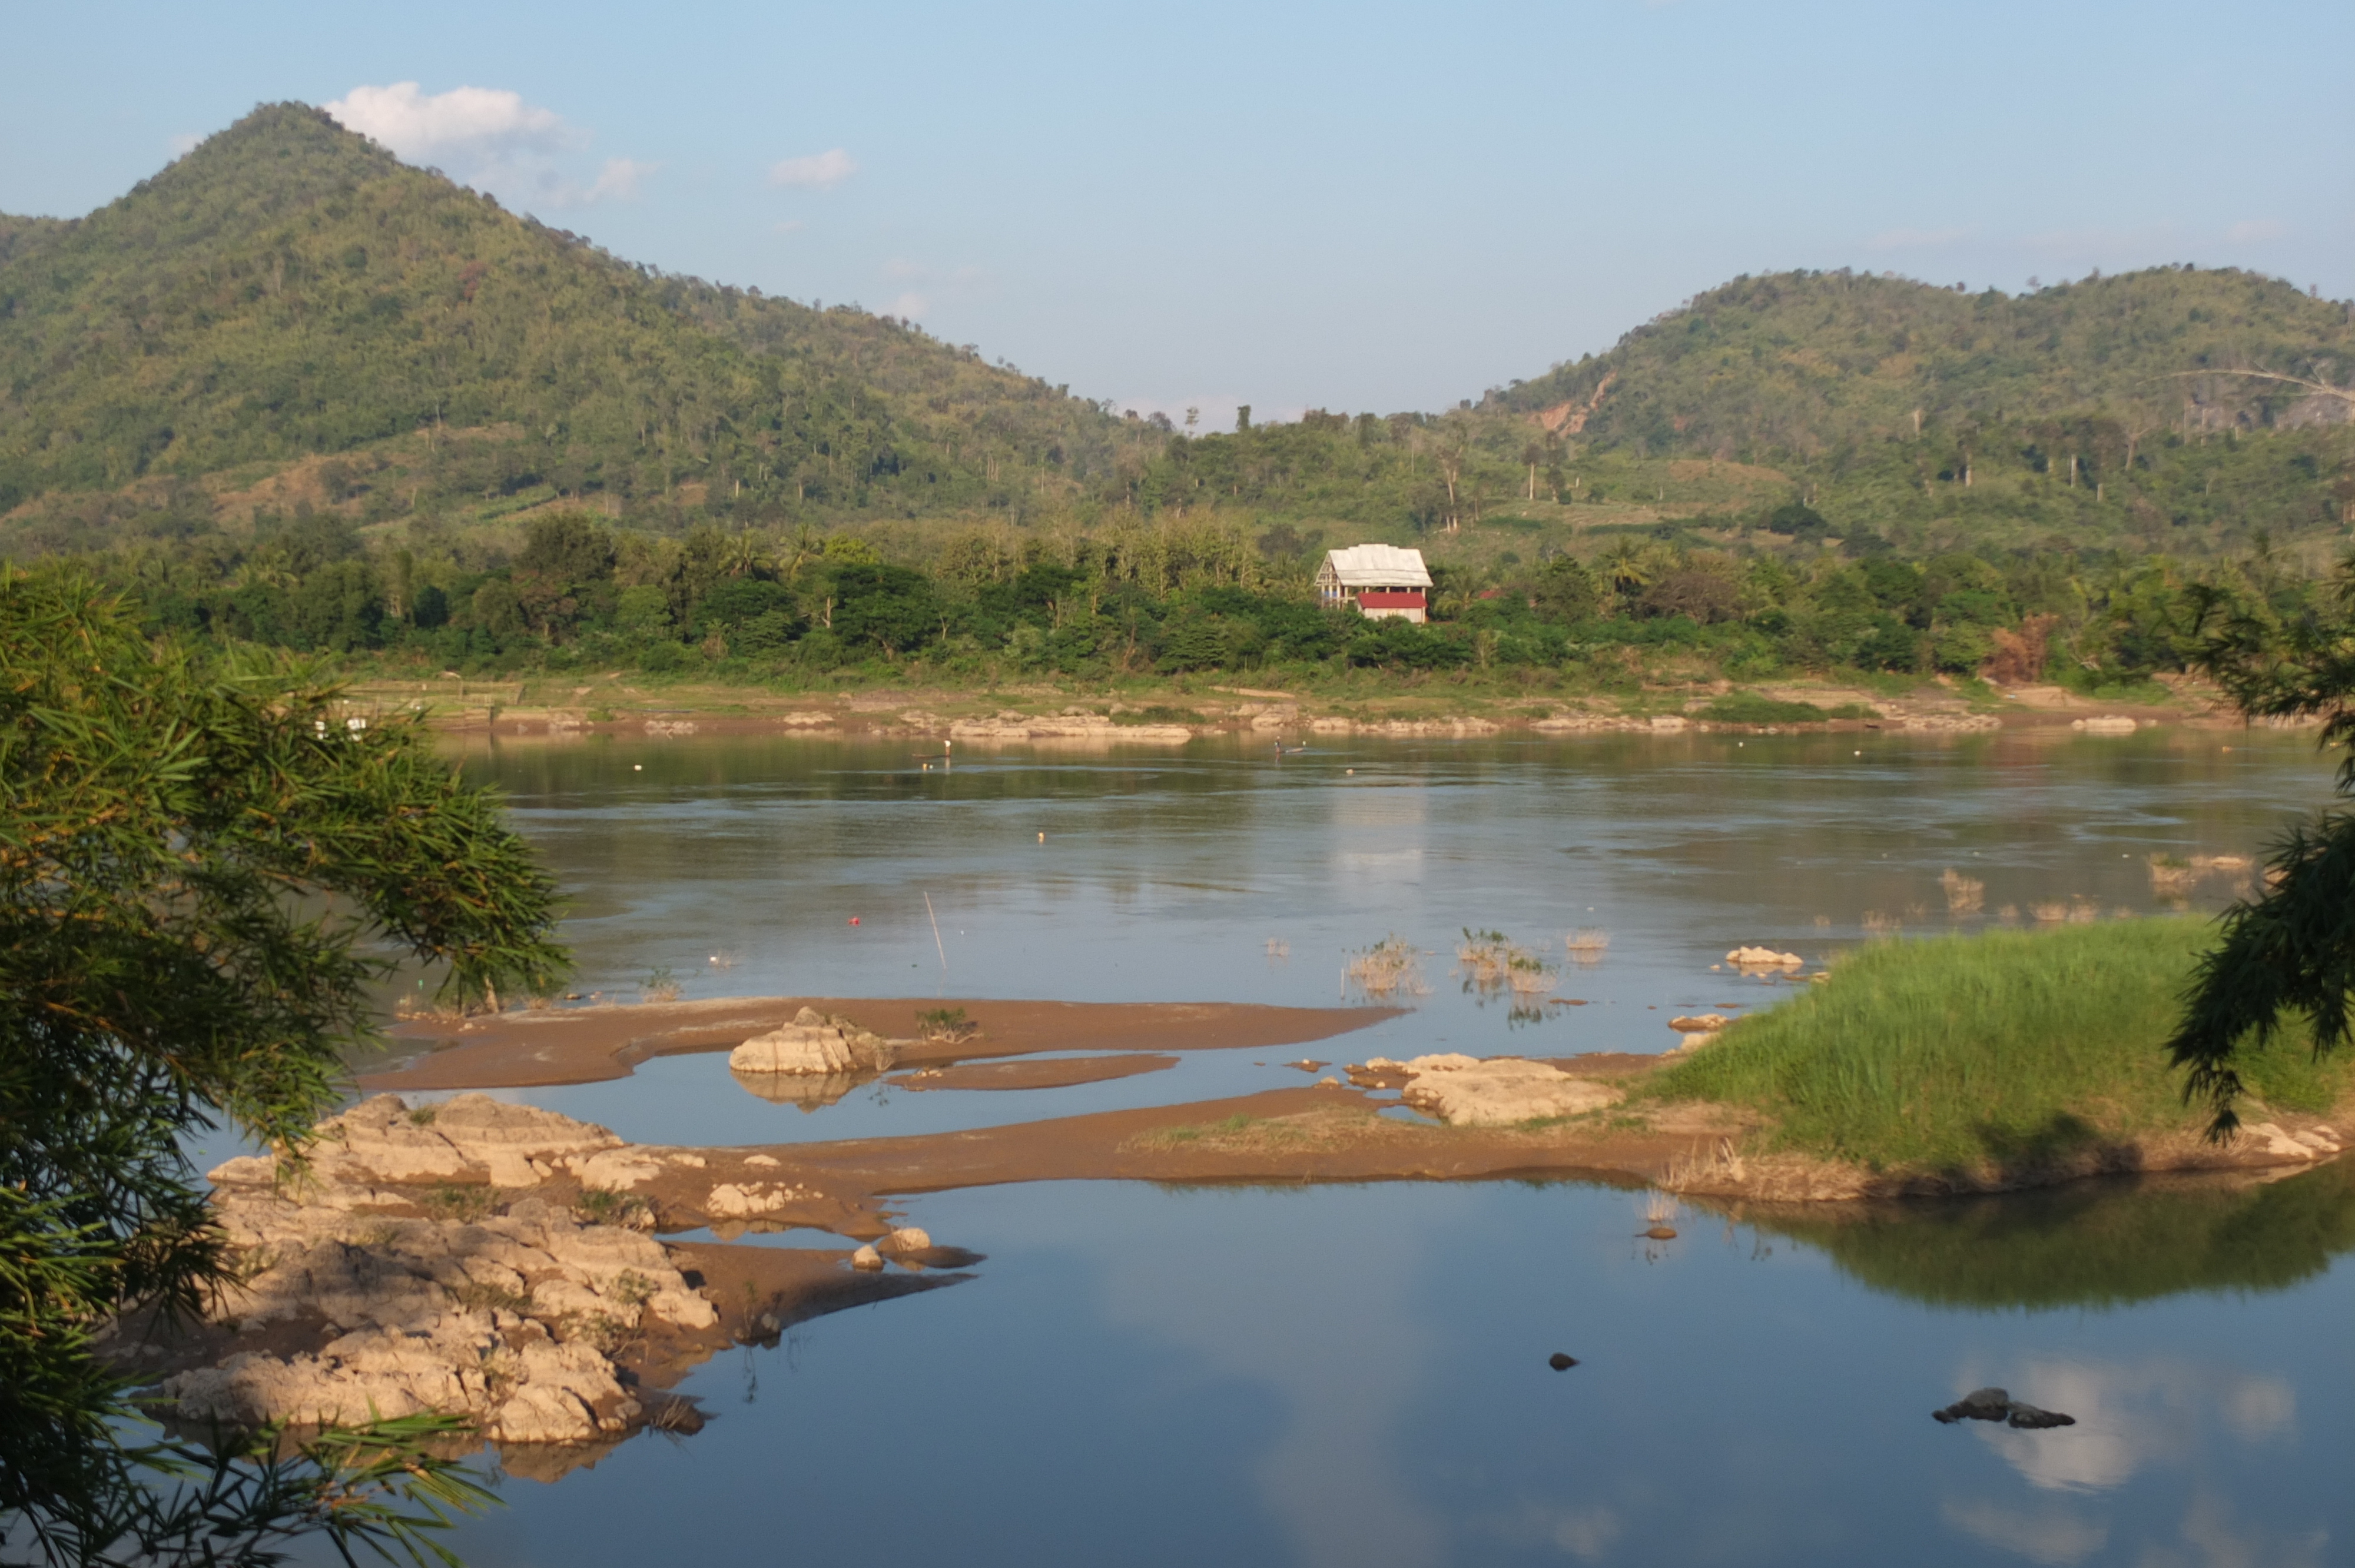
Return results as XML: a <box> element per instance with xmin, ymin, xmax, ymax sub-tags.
<box><xmin>350</xmin><ymin>669</ymin><xmax>2246</xmax><ymax>743</ymax></box>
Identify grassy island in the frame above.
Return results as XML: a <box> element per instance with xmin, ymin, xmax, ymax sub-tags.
<box><xmin>1650</xmin><ymin>917</ymin><xmax>2353</xmax><ymax>1175</ymax></box>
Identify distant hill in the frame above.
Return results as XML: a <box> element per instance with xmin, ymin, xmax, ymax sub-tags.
<box><xmin>0</xmin><ymin>104</ymin><xmax>1131</xmax><ymax>527</ymax></box>
<box><xmin>2</xmin><ymin>108</ymin><xmax>2347</xmax><ymax>560</ymax></box>
<box><xmin>1501</xmin><ymin>267</ymin><xmax>2355</xmax><ymax>460</ymax></box>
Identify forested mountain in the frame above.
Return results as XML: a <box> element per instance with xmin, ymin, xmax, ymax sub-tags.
<box><xmin>0</xmin><ymin>104</ymin><xmax>1133</xmax><ymax>532</ymax></box>
<box><xmin>1</xmin><ymin>103</ymin><xmax>2349</xmax><ymax>571</ymax></box>
<box><xmin>1502</xmin><ymin>267</ymin><xmax>2354</xmax><ymax>458</ymax></box>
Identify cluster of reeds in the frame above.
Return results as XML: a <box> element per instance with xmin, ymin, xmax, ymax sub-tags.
<box><xmin>1939</xmin><ymin>869</ymin><xmax>1986</xmax><ymax>915</ymax></box>
<box><xmin>1862</xmin><ymin>910</ymin><xmax>1902</xmax><ymax>935</ymax></box>
<box><xmin>1564</xmin><ymin>928</ymin><xmax>1610</xmax><ymax>965</ymax></box>
<box><xmin>1647</xmin><ymin>916</ymin><xmax>2353</xmax><ymax>1172</ymax></box>
<box><xmin>916</xmin><ymin>1006</ymin><xmax>980</xmax><ymax>1044</ymax></box>
<box><xmin>1265</xmin><ymin>937</ymin><xmax>1291</xmax><ymax>959</ymax></box>
<box><xmin>641</xmin><ymin>964</ymin><xmax>681</xmax><ymax>1003</ymax></box>
<box><xmin>2026</xmin><ymin>896</ymin><xmax>2104</xmax><ymax>925</ymax></box>
<box><xmin>1345</xmin><ymin>936</ymin><xmax>1427</xmax><ymax>998</ymax></box>
<box><xmin>1457</xmin><ymin>929</ymin><xmax>1557</xmax><ymax>996</ymax></box>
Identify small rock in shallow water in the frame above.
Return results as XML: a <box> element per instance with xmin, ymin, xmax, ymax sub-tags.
<box><xmin>1932</xmin><ymin>1386</ymin><xmax>2075</xmax><ymax>1427</ymax></box>
<box><xmin>876</xmin><ymin>1226</ymin><xmax>933</xmax><ymax>1254</ymax></box>
<box><xmin>1933</xmin><ymin>1387</ymin><xmax>2013</xmax><ymax>1424</ymax></box>
<box><xmin>1643</xmin><ymin>1226</ymin><xmax>1677</xmax><ymax>1241</ymax></box>
<box><xmin>1548</xmin><ymin>1353</ymin><xmax>1578</xmax><ymax>1371</ymax></box>
<box><xmin>850</xmin><ymin>1245</ymin><xmax>883</xmax><ymax>1271</ymax></box>
<box><xmin>2005</xmin><ymin>1402</ymin><xmax>2077</xmax><ymax>1430</ymax></box>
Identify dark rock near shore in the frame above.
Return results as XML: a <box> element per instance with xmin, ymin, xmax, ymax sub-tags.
<box><xmin>1933</xmin><ymin>1386</ymin><xmax>2074</xmax><ymax>1427</ymax></box>
<box><xmin>2005</xmin><ymin>1401</ymin><xmax>2077</xmax><ymax>1429</ymax></box>
<box><xmin>1548</xmin><ymin>1353</ymin><xmax>1578</xmax><ymax>1371</ymax></box>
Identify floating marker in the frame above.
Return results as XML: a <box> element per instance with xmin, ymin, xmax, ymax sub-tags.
<box><xmin>848</xmin><ymin>916</ymin><xmax>861</xmax><ymax>926</ymax></box>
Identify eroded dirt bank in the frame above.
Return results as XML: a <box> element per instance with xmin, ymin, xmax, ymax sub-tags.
<box><xmin>365</xmin><ymin>998</ymin><xmax>1400</xmax><ymax>1092</ymax></box>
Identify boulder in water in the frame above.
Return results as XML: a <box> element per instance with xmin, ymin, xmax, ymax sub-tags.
<box><xmin>729</xmin><ymin>1008</ymin><xmax>901</xmax><ymax>1075</ymax></box>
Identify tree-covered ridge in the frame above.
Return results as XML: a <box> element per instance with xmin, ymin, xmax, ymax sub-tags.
<box><xmin>1502</xmin><ymin>267</ymin><xmax>2355</xmax><ymax>459</ymax></box>
<box><xmin>0</xmin><ymin>104</ymin><xmax>1129</xmax><ymax>517</ymax></box>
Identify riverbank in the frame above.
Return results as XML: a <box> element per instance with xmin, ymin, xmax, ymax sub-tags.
<box><xmin>330</xmin><ymin>667</ymin><xmax>2244</xmax><ymax>745</ymax></box>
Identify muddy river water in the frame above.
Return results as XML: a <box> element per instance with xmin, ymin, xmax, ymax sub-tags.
<box><xmin>334</xmin><ymin>727</ymin><xmax>2353</xmax><ymax>1567</ymax></box>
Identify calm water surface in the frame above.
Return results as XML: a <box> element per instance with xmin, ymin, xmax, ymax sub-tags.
<box><xmin>369</xmin><ymin>729</ymin><xmax>2352</xmax><ymax>1567</ymax></box>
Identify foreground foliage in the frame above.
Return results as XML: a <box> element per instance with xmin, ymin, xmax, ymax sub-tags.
<box><xmin>2167</xmin><ymin>559</ymin><xmax>2355</xmax><ymax>1132</ymax></box>
<box><xmin>1652</xmin><ymin>919</ymin><xmax>2349</xmax><ymax>1172</ymax></box>
<box><xmin>1</xmin><ymin>569</ymin><xmax>568</xmax><ymax>1564</ymax></box>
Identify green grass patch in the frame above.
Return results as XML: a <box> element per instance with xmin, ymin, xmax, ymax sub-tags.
<box><xmin>1648</xmin><ymin>918</ymin><xmax>2352</xmax><ymax>1174</ymax></box>
<box><xmin>1698</xmin><ymin>692</ymin><xmax>1882</xmax><ymax>725</ymax></box>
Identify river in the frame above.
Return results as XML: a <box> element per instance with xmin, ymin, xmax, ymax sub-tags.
<box><xmin>356</xmin><ymin>726</ymin><xmax>2354</xmax><ymax>1567</ymax></box>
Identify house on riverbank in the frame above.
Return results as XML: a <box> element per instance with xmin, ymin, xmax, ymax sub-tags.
<box><xmin>1315</xmin><ymin>544</ymin><xmax>1432</xmax><ymax>623</ymax></box>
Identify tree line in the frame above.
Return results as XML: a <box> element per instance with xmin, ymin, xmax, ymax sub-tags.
<box><xmin>72</xmin><ymin>500</ymin><xmax>2330</xmax><ymax>696</ymax></box>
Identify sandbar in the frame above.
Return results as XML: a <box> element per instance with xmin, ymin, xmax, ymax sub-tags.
<box><xmin>887</xmin><ymin>1054</ymin><xmax>1180</xmax><ymax>1092</ymax></box>
<box><xmin>364</xmin><ymin>996</ymin><xmax>1399</xmax><ymax>1092</ymax></box>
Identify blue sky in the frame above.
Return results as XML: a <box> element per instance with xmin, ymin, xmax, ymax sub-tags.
<box><xmin>5</xmin><ymin>0</ymin><xmax>2349</xmax><ymax>426</ymax></box>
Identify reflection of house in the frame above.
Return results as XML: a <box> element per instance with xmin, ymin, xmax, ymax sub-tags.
<box><xmin>1316</xmin><ymin>544</ymin><xmax>1432</xmax><ymax>623</ymax></box>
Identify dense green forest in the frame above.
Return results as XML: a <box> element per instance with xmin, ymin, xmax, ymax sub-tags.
<box><xmin>4</xmin><ymin>102</ymin><xmax>2353</xmax><ymax>693</ymax></box>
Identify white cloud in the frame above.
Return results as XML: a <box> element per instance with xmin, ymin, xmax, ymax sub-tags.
<box><xmin>323</xmin><ymin>81</ymin><xmax>582</xmax><ymax>161</ymax></box>
<box><xmin>885</xmin><ymin>292</ymin><xmax>931</xmax><ymax>320</ymax></box>
<box><xmin>768</xmin><ymin>148</ymin><xmax>857</xmax><ymax>189</ymax></box>
<box><xmin>1941</xmin><ymin>1498</ymin><xmax>2108</xmax><ymax>1565</ymax></box>
<box><xmin>1869</xmin><ymin>225</ymin><xmax>1973</xmax><ymax>251</ymax></box>
<box><xmin>167</xmin><ymin>131</ymin><xmax>201</xmax><ymax>157</ymax></box>
<box><xmin>2225</xmin><ymin>219</ymin><xmax>2287</xmax><ymax>244</ymax></box>
<box><xmin>320</xmin><ymin>83</ymin><xmax>651</xmax><ymax>211</ymax></box>
<box><xmin>1949</xmin><ymin>1357</ymin><xmax>2294</xmax><ymax>1493</ymax></box>
<box><xmin>581</xmin><ymin>157</ymin><xmax>656</xmax><ymax>204</ymax></box>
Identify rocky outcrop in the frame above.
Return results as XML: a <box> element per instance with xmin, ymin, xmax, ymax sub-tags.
<box><xmin>1726</xmin><ymin>946</ymin><xmax>1804</xmax><ymax>969</ymax></box>
<box><xmin>729</xmin><ymin>1008</ymin><xmax>902</xmax><ymax>1076</ymax></box>
<box><xmin>156</xmin><ymin>1094</ymin><xmax>968</xmax><ymax>1454</ymax></box>
<box><xmin>167</xmin><ymin>1180</ymin><xmax>716</xmax><ymax>1444</ymax></box>
<box><xmin>1355</xmin><ymin>1054</ymin><xmax>1624</xmax><ymax>1127</ymax></box>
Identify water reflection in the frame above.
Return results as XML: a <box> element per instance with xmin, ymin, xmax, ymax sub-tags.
<box><xmin>1741</xmin><ymin>1158</ymin><xmax>2355</xmax><ymax>1310</ymax></box>
<box><xmin>376</xmin><ymin>731</ymin><xmax>2353</xmax><ymax>1568</ymax></box>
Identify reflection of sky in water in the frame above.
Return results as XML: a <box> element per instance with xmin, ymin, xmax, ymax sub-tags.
<box><xmin>307</xmin><ymin>732</ymin><xmax>2355</xmax><ymax>1565</ymax></box>
<box><xmin>399</xmin><ymin>1177</ymin><xmax>2353</xmax><ymax>1568</ymax></box>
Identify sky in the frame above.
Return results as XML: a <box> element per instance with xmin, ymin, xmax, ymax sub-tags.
<box><xmin>4</xmin><ymin>0</ymin><xmax>2350</xmax><ymax>428</ymax></box>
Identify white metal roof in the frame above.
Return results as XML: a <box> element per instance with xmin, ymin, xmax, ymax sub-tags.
<box><xmin>1318</xmin><ymin>543</ymin><xmax>1432</xmax><ymax>589</ymax></box>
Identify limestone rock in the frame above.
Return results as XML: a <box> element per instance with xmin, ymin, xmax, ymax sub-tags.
<box><xmin>728</xmin><ymin>1008</ymin><xmax>900</xmax><ymax>1076</ymax></box>
<box><xmin>1669</xmin><ymin>1014</ymin><xmax>1731</xmax><ymax>1032</ymax></box>
<box><xmin>307</xmin><ymin>1094</ymin><xmax>621</xmax><ymax>1189</ymax></box>
<box><xmin>875</xmin><ymin>1226</ymin><xmax>932</xmax><ymax>1254</ymax></box>
<box><xmin>850</xmin><ymin>1245</ymin><xmax>884</xmax><ymax>1271</ymax></box>
<box><xmin>206</xmin><ymin>1154</ymin><xmax>279</xmax><ymax>1187</ymax></box>
<box><xmin>170</xmin><ymin>1178</ymin><xmax>716</xmax><ymax>1443</ymax></box>
<box><xmin>705</xmin><ymin>1180</ymin><xmax>814</xmax><ymax>1218</ymax></box>
<box><xmin>1726</xmin><ymin>946</ymin><xmax>1804</xmax><ymax>968</ymax></box>
<box><xmin>1395</xmin><ymin>1057</ymin><xmax>1623</xmax><ymax>1128</ymax></box>
<box><xmin>2243</xmin><ymin>1122</ymin><xmax>2326</xmax><ymax>1161</ymax></box>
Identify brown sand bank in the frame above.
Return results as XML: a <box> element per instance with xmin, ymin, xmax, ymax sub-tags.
<box><xmin>366</xmin><ymin>996</ymin><xmax>1400</xmax><ymax>1092</ymax></box>
<box><xmin>888</xmin><ymin>1054</ymin><xmax>1180</xmax><ymax>1092</ymax></box>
